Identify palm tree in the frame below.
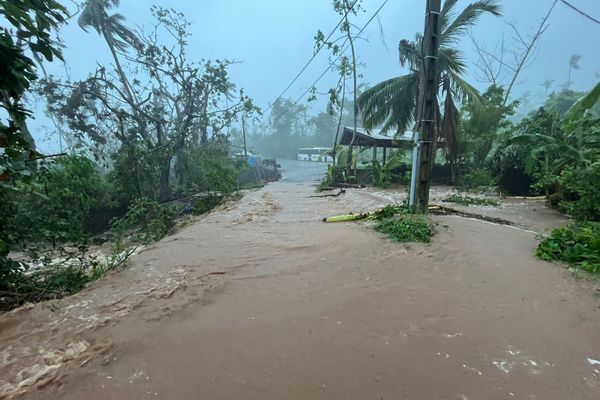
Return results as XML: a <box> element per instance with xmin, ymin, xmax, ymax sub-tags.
<box><xmin>357</xmin><ymin>0</ymin><xmax>501</xmax><ymax>154</ymax></box>
<box><xmin>78</xmin><ymin>0</ymin><xmax>138</xmax><ymax>104</ymax></box>
<box><xmin>566</xmin><ymin>54</ymin><xmax>582</xmax><ymax>90</ymax></box>
<box><xmin>541</xmin><ymin>79</ymin><xmax>554</xmax><ymax>96</ymax></box>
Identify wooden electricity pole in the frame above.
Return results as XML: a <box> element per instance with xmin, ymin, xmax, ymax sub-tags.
<box><xmin>414</xmin><ymin>0</ymin><xmax>441</xmax><ymax>211</ymax></box>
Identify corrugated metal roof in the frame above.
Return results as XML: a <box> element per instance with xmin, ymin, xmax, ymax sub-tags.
<box><xmin>339</xmin><ymin>127</ymin><xmax>414</xmax><ymax>148</ymax></box>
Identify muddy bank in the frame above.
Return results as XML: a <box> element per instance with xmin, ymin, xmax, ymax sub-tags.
<box><xmin>1</xmin><ymin>180</ymin><xmax>599</xmax><ymax>400</ymax></box>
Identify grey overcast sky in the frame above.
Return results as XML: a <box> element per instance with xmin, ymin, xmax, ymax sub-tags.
<box><xmin>33</xmin><ymin>0</ymin><xmax>600</xmax><ymax>152</ymax></box>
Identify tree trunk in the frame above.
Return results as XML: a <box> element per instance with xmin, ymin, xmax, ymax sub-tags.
<box><xmin>344</xmin><ymin>12</ymin><xmax>359</xmax><ymax>180</ymax></box>
<box><xmin>159</xmin><ymin>155</ymin><xmax>171</xmax><ymax>201</ymax></box>
<box><xmin>332</xmin><ymin>76</ymin><xmax>346</xmax><ymax>169</ymax></box>
<box><xmin>104</xmin><ymin>32</ymin><xmax>137</xmax><ymax>106</ymax></box>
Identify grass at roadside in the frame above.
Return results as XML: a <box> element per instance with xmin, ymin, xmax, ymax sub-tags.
<box><xmin>374</xmin><ymin>214</ymin><xmax>435</xmax><ymax>243</ymax></box>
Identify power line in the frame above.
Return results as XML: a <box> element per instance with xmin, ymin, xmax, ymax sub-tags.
<box><xmin>271</xmin><ymin>0</ymin><xmax>390</xmax><ymax>123</ymax></box>
<box><xmin>558</xmin><ymin>0</ymin><xmax>600</xmax><ymax>25</ymax></box>
<box><xmin>264</xmin><ymin>0</ymin><xmax>361</xmax><ymax>114</ymax></box>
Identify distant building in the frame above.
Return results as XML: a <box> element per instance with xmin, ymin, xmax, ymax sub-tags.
<box><xmin>297</xmin><ymin>147</ymin><xmax>333</xmax><ymax>162</ymax></box>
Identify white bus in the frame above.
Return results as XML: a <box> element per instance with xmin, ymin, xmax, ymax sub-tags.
<box><xmin>297</xmin><ymin>147</ymin><xmax>333</xmax><ymax>162</ymax></box>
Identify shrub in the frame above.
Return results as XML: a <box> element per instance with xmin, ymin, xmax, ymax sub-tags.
<box><xmin>457</xmin><ymin>168</ymin><xmax>495</xmax><ymax>189</ymax></box>
<box><xmin>110</xmin><ymin>197</ymin><xmax>177</xmax><ymax>244</ymax></box>
<box><xmin>557</xmin><ymin>163</ymin><xmax>600</xmax><ymax>222</ymax></box>
<box><xmin>374</xmin><ymin>205</ymin><xmax>409</xmax><ymax>220</ymax></box>
<box><xmin>536</xmin><ymin>222</ymin><xmax>600</xmax><ymax>274</ymax></box>
<box><xmin>108</xmin><ymin>147</ymin><xmax>162</xmax><ymax>204</ymax></box>
<box><xmin>180</xmin><ymin>143</ymin><xmax>239</xmax><ymax>195</ymax></box>
<box><xmin>317</xmin><ymin>164</ymin><xmax>344</xmax><ymax>191</ymax></box>
<box><xmin>374</xmin><ymin>214</ymin><xmax>435</xmax><ymax>243</ymax></box>
<box><xmin>2</xmin><ymin>155</ymin><xmax>108</xmax><ymax>248</ymax></box>
<box><xmin>191</xmin><ymin>193</ymin><xmax>223</xmax><ymax>215</ymax></box>
<box><xmin>489</xmin><ymin>144</ymin><xmax>536</xmax><ymax>195</ymax></box>
<box><xmin>0</xmin><ymin>245</ymin><xmax>134</xmax><ymax>311</ymax></box>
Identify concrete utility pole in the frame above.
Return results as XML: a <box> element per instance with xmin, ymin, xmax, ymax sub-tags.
<box><xmin>411</xmin><ymin>0</ymin><xmax>441</xmax><ymax>211</ymax></box>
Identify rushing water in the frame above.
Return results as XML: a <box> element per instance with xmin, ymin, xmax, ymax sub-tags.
<box><xmin>1</xmin><ymin>165</ymin><xmax>598</xmax><ymax>400</ymax></box>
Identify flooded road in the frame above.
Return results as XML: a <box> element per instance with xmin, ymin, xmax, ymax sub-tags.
<box><xmin>2</xmin><ymin>162</ymin><xmax>599</xmax><ymax>399</ymax></box>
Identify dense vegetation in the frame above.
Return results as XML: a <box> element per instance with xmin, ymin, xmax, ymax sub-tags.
<box><xmin>0</xmin><ymin>1</ymin><xmax>278</xmax><ymax>311</ymax></box>
<box><xmin>536</xmin><ymin>222</ymin><xmax>600</xmax><ymax>274</ymax></box>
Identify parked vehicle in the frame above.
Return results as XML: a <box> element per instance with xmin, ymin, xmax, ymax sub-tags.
<box><xmin>297</xmin><ymin>147</ymin><xmax>333</xmax><ymax>162</ymax></box>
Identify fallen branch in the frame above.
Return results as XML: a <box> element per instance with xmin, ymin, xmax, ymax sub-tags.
<box><xmin>310</xmin><ymin>189</ymin><xmax>346</xmax><ymax>198</ymax></box>
<box><xmin>317</xmin><ymin>186</ymin><xmax>337</xmax><ymax>191</ymax></box>
<box><xmin>335</xmin><ymin>183</ymin><xmax>365</xmax><ymax>189</ymax></box>
<box><xmin>429</xmin><ymin>204</ymin><xmax>513</xmax><ymax>226</ymax></box>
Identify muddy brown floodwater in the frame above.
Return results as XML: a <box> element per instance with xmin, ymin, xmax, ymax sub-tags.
<box><xmin>1</xmin><ymin>163</ymin><xmax>599</xmax><ymax>400</ymax></box>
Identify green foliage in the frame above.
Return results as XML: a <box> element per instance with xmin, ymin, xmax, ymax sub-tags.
<box><xmin>191</xmin><ymin>193</ymin><xmax>223</xmax><ymax>215</ymax></box>
<box><xmin>374</xmin><ymin>214</ymin><xmax>435</xmax><ymax>243</ymax></box>
<box><xmin>563</xmin><ymin>82</ymin><xmax>600</xmax><ymax>124</ymax></box>
<box><xmin>317</xmin><ymin>163</ymin><xmax>345</xmax><ymax>191</ymax></box>
<box><xmin>37</xmin><ymin>155</ymin><xmax>108</xmax><ymax>239</ymax></box>
<box><xmin>443</xmin><ymin>193</ymin><xmax>499</xmax><ymax>207</ymax></box>
<box><xmin>498</xmin><ymin>89</ymin><xmax>600</xmax><ymax>221</ymax></box>
<box><xmin>368</xmin><ymin>150</ymin><xmax>406</xmax><ymax>188</ymax></box>
<box><xmin>110</xmin><ymin>197</ymin><xmax>177</xmax><ymax>244</ymax></box>
<box><xmin>490</xmin><ymin>108</ymin><xmax>559</xmax><ymax>195</ymax></box>
<box><xmin>369</xmin><ymin>160</ymin><xmax>388</xmax><ymax>188</ymax></box>
<box><xmin>557</xmin><ymin>162</ymin><xmax>600</xmax><ymax>222</ymax></box>
<box><xmin>1</xmin><ymin>155</ymin><xmax>108</xmax><ymax>250</ymax></box>
<box><xmin>544</xmin><ymin>89</ymin><xmax>600</xmax><ymax>116</ymax></box>
<box><xmin>108</xmin><ymin>146</ymin><xmax>162</xmax><ymax>204</ymax></box>
<box><xmin>457</xmin><ymin>168</ymin><xmax>495</xmax><ymax>189</ymax></box>
<box><xmin>490</xmin><ymin>141</ymin><xmax>534</xmax><ymax>195</ymax></box>
<box><xmin>536</xmin><ymin>222</ymin><xmax>600</xmax><ymax>274</ymax></box>
<box><xmin>457</xmin><ymin>85</ymin><xmax>517</xmax><ymax>172</ymax></box>
<box><xmin>181</xmin><ymin>142</ymin><xmax>239</xmax><ymax>195</ymax></box>
<box><xmin>0</xmin><ymin>244</ymin><xmax>134</xmax><ymax>311</ymax></box>
<box><xmin>0</xmin><ymin>0</ymin><xmax>67</xmax><ymax>159</ymax></box>
<box><xmin>373</xmin><ymin>204</ymin><xmax>409</xmax><ymax>220</ymax></box>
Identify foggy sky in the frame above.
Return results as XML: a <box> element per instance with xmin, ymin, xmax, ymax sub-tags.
<box><xmin>32</xmin><ymin>0</ymin><xmax>600</xmax><ymax>152</ymax></box>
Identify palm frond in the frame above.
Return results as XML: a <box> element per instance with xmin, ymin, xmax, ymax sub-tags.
<box><xmin>399</xmin><ymin>35</ymin><xmax>420</xmax><ymax>70</ymax></box>
<box><xmin>442</xmin><ymin>1</ymin><xmax>501</xmax><ymax>44</ymax></box>
<box><xmin>440</xmin><ymin>0</ymin><xmax>460</xmax><ymax>33</ymax></box>
<box><xmin>438</xmin><ymin>47</ymin><xmax>466</xmax><ymax>75</ymax></box>
<box><xmin>507</xmin><ymin>134</ymin><xmax>555</xmax><ymax>146</ymax></box>
<box><xmin>447</xmin><ymin>71</ymin><xmax>483</xmax><ymax>110</ymax></box>
<box><xmin>440</xmin><ymin>80</ymin><xmax>459</xmax><ymax>155</ymax></box>
<box><xmin>78</xmin><ymin>0</ymin><xmax>135</xmax><ymax>50</ymax></box>
<box><xmin>357</xmin><ymin>73</ymin><xmax>418</xmax><ymax>133</ymax></box>
<box><xmin>106</xmin><ymin>14</ymin><xmax>138</xmax><ymax>50</ymax></box>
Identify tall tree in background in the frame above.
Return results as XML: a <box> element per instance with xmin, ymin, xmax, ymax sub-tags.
<box><xmin>315</xmin><ymin>0</ymin><xmax>363</xmax><ymax>177</ymax></box>
<box><xmin>78</xmin><ymin>0</ymin><xmax>138</xmax><ymax>104</ymax></box>
<box><xmin>542</xmin><ymin>79</ymin><xmax>554</xmax><ymax>96</ymax></box>
<box><xmin>337</xmin><ymin>0</ymin><xmax>361</xmax><ymax>177</ymax></box>
<box><xmin>566</xmin><ymin>54</ymin><xmax>581</xmax><ymax>90</ymax></box>
<box><xmin>358</xmin><ymin>0</ymin><xmax>501</xmax><ymax>157</ymax></box>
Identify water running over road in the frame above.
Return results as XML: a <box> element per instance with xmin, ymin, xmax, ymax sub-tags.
<box><xmin>1</xmin><ymin>162</ymin><xmax>599</xmax><ymax>399</ymax></box>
